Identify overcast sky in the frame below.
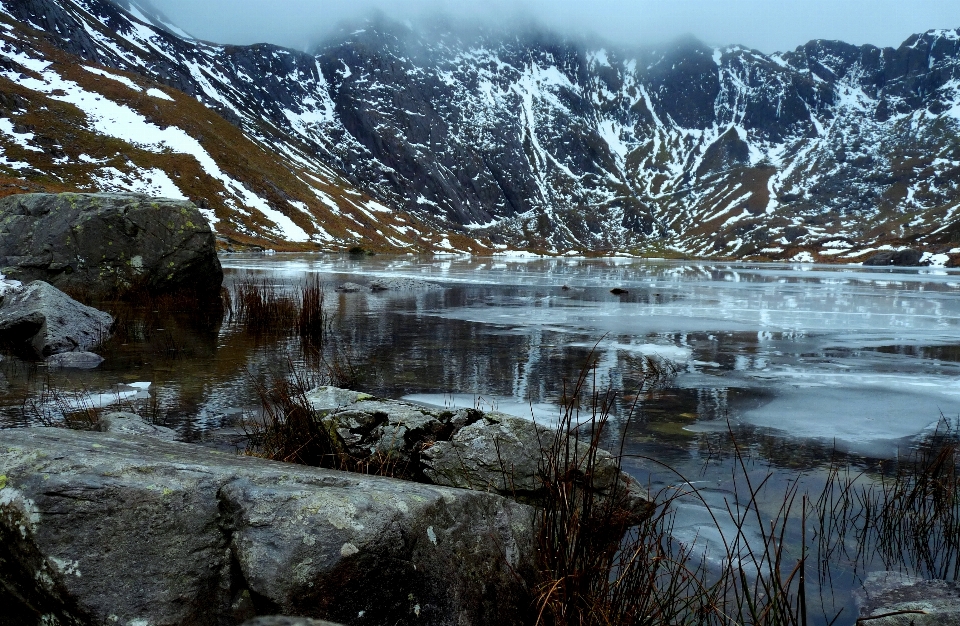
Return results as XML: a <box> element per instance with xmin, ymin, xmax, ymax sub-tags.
<box><xmin>147</xmin><ymin>0</ymin><xmax>960</xmax><ymax>53</ymax></box>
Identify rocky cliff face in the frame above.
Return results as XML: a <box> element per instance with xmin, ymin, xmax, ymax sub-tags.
<box><xmin>1</xmin><ymin>0</ymin><xmax>959</xmax><ymax>259</ymax></box>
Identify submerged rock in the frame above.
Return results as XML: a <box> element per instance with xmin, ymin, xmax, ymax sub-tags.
<box><xmin>0</xmin><ymin>427</ymin><xmax>533</xmax><ymax>626</ymax></box>
<box><xmin>368</xmin><ymin>278</ymin><xmax>437</xmax><ymax>291</ymax></box>
<box><xmin>96</xmin><ymin>412</ymin><xmax>177</xmax><ymax>441</ymax></box>
<box><xmin>856</xmin><ymin>571</ymin><xmax>960</xmax><ymax>625</ymax></box>
<box><xmin>45</xmin><ymin>351</ymin><xmax>104</xmax><ymax>369</ymax></box>
<box><xmin>0</xmin><ymin>281</ymin><xmax>112</xmax><ymax>358</ymax></box>
<box><xmin>0</xmin><ymin>192</ymin><xmax>222</xmax><ymax>299</ymax></box>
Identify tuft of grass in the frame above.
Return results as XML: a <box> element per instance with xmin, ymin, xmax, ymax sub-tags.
<box><xmin>231</xmin><ymin>277</ymin><xmax>299</xmax><ymax>334</ymax></box>
<box><xmin>533</xmin><ymin>350</ymin><xmax>716</xmax><ymax>626</ymax></box>
<box><xmin>296</xmin><ymin>275</ymin><xmax>329</xmax><ymax>349</ymax></box>
<box><xmin>243</xmin><ymin>363</ymin><xmax>398</xmax><ymax>475</ymax></box>
<box><xmin>533</xmin><ymin>349</ymin><xmax>818</xmax><ymax>626</ymax></box>
<box><xmin>815</xmin><ymin>418</ymin><xmax>960</xmax><ymax>583</ymax></box>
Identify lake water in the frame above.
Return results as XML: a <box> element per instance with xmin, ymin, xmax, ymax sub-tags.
<box><xmin>4</xmin><ymin>253</ymin><xmax>960</xmax><ymax>621</ymax></box>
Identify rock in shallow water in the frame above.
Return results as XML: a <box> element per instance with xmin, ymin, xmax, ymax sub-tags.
<box><xmin>421</xmin><ymin>410</ymin><xmax>652</xmax><ymax>520</ymax></box>
<box><xmin>863</xmin><ymin>249</ymin><xmax>926</xmax><ymax>266</ymax></box>
<box><xmin>45</xmin><ymin>351</ymin><xmax>104</xmax><ymax>370</ymax></box>
<box><xmin>308</xmin><ymin>387</ymin><xmax>651</xmax><ymax>520</ymax></box>
<box><xmin>0</xmin><ymin>281</ymin><xmax>112</xmax><ymax>358</ymax></box>
<box><xmin>96</xmin><ymin>412</ymin><xmax>177</xmax><ymax>441</ymax></box>
<box><xmin>0</xmin><ymin>428</ymin><xmax>533</xmax><ymax>626</ymax></box>
<box><xmin>0</xmin><ymin>192</ymin><xmax>222</xmax><ymax>299</ymax></box>
<box><xmin>368</xmin><ymin>278</ymin><xmax>437</xmax><ymax>291</ymax></box>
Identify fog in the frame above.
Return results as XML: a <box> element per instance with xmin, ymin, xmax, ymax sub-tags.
<box><xmin>146</xmin><ymin>0</ymin><xmax>959</xmax><ymax>53</ymax></box>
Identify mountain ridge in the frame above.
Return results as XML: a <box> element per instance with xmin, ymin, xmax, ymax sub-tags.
<box><xmin>1</xmin><ymin>0</ymin><xmax>959</xmax><ymax>262</ymax></box>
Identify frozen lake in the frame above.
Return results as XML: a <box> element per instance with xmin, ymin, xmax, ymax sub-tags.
<box><xmin>7</xmin><ymin>253</ymin><xmax>954</xmax><ymax>457</ymax></box>
<box><xmin>3</xmin><ymin>253</ymin><xmax>958</xmax><ymax>622</ymax></box>
<box><xmin>221</xmin><ymin>254</ymin><xmax>960</xmax><ymax>459</ymax></box>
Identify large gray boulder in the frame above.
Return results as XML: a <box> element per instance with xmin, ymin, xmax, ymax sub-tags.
<box><xmin>0</xmin><ymin>193</ymin><xmax>222</xmax><ymax>299</ymax></box>
<box><xmin>0</xmin><ymin>427</ymin><xmax>533</xmax><ymax>626</ymax></box>
<box><xmin>305</xmin><ymin>387</ymin><xmax>651</xmax><ymax>520</ymax></box>
<box><xmin>856</xmin><ymin>571</ymin><xmax>960</xmax><ymax>625</ymax></box>
<box><xmin>0</xmin><ymin>281</ymin><xmax>112</xmax><ymax>357</ymax></box>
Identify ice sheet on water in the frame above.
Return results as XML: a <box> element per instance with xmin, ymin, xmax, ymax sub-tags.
<box><xmin>63</xmin><ymin>382</ymin><xmax>151</xmax><ymax>411</ymax></box>
<box><xmin>568</xmin><ymin>340</ymin><xmax>692</xmax><ymax>363</ymax></box>
<box><xmin>711</xmin><ymin>383</ymin><xmax>958</xmax><ymax>454</ymax></box>
<box><xmin>65</xmin><ymin>390</ymin><xmax>138</xmax><ymax>410</ymax></box>
<box><xmin>404</xmin><ymin>393</ymin><xmax>561</xmax><ymax>424</ymax></box>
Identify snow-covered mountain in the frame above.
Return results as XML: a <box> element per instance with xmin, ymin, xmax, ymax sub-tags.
<box><xmin>2</xmin><ymin>0</ymin><xmax>960</xmax><ymax>261</ymax></box>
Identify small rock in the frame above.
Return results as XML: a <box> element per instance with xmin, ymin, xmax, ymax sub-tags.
<box><xmin>46</xmin><ymin>351</ymin><xmax>104</xmax><ymax>370</ymax></box>
<box><xmin>97</xmin><ymin>412</ymin><xmax>177</xmax><ymax>441</ymax></box>
<box><xmin>0</xmin><ymin>281</ymin><xmax>113</xmax><ymax>358</ymax></box>
<box><xmin>241</xmin><ymin>618</ymin><xmax>345</xmax><ymax>626</ymax></box>
<box><xmin>334</xmin><ymin>282</ymin><xmax>364</xmax><ymax>293</ymax></box>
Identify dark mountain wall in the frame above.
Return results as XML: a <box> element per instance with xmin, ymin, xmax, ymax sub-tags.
<box><xmin>3</xmin><ymin>0</ymin><xmax>960</xmax><ymax>258</ymax></box>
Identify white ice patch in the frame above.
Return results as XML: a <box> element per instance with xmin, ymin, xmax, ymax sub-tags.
<box><xmin>404</xmin><ymin>393</ymin><xmax>560</xmax><ymax>424</ymax></box>
<box><xmin>146</xmin><ymin>88</ymin><xmax>174</xmax><ymax>101</ymax></box>
<box><xmin>0</xmin><ymin>274</ymin><xmax>22</xmax><ymax>296</ymax></box>
<box><xmin>65</xmin><ymin>390</ymin><xmax>139</xmax><ymax>410</ymax></box>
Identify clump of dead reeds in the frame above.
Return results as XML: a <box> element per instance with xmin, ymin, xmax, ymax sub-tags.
<box><xmin>246</xmin><ymin>368</ymin><xmax>341</xmax><ymax>466</ymax></box>
<box><xmin>243</xmin><ymin>365</ymin><xmax>404</xmax><ymax>476</ymax></box>
<box><xmin>815</xmin><ymin>418</ymin><xmax>960</xmax><ymax>583</ymax></box>
<box><xmin>296</xmin><ymin>274</ymin><xmax>328</xmax><ymax>348</ymax></box>
<box><xmin>231</xmin><ymin>277</ymin><xmax>299</xmax><ymax>334</ymax></box>
<box><xmin>533</xmin><ymin>351</ymin><xmax>720</xmax><ymax>626</ymax></box>
<box><xmin>533</xmin><ymin>350</ymin><xmax>820</xmax><ymax>626</ymax></box>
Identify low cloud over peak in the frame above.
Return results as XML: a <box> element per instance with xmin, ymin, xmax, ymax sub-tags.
<box><xmin>147</xmin><ymin>0</ymin><xmax>959</xmax><ymax>54</ymax></box>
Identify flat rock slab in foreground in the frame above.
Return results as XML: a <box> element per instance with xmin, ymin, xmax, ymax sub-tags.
<box><xmin>0</xmin><ymin>428</ymin><xmax>533</xmax><ymax>626</ymax></box>
<box><xmin>0</xmin><ymin>193</ymin><xmax>223</xmax><ymax>299</ymax></box>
